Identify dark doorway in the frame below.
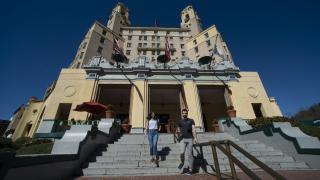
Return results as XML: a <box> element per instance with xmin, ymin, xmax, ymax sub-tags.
<box><xmin>198</xmin><ymin>85</ymin><xmax>227</xmax><ymax>132</ymax></box>
<box><xmin>55</xmin><ymin>103</ymin><xmax>72</xmax><ymax>120</ymax></box>
<box><xmin>252</xmin><ymin>103</ymin><xmax>263</xmax><ymax>118</ymax></box>
<box><xmin>97</xmin><ymin>84</ymin><xmax>131</xmax><ymax>123</ymax></box>
<box><xmin>149</xmin><ymin>85</ymin><xmax>182</xmax><ymax>133</ymax></box>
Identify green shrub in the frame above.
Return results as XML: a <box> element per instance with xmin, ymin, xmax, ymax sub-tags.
<box><xmin>27</xmin><ymin>139</ymin><xmax>53</xmax><ymax>146</ymax></box>
<box><xmin>0</xmin><ymin>137</ymin><xmax>17</xmax><ymax>153</ymax></box>
<box><xmin>300</xmin><ymin>126</ymin><xmax>320</xmax><ymax>138</ymax></box>
<box><xmin>16</xmin><ymin>142</ymin><xmax>54</xmax><ymax>155</ymax></box>
<box><xmin>247</xmin><ymin>116</ymin><xmax>293</xmax><ymax>129</ymax></box>
<box><xmin>14</xmin><ymin>137</ymin><xmax>33</xmax><ymax>148</ymax></box>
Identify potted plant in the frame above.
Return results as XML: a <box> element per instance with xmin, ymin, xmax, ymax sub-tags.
<box><xmin>105</xmin><ymin>105</ymin><xmax>115</xmax><ymax>118</ymax></box>
<box><xmin>121</xmin><ymin>118</ymin><xmax>132</xmax><ymax>133</ymax></box>
<box><xmin>212</xmin><ymin>119</ymin><xmax>220</xmax><ymax>132</ymax></box>
<box><xmin>226</xmin><ymin>105</ymin><xmax>236</xmax><ymax>118</ymax></box>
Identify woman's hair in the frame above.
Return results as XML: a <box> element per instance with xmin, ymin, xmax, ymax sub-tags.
<box><xmin>147</xmin><ymin>112</ymin><xmax>156</xmax><ymax>120</ymax></box>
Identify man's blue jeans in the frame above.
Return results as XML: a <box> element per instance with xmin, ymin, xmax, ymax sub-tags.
<box><xmin>148</xmin><ymin>129</ymin><xmax>159</xmax><ymax>156</ymax></box>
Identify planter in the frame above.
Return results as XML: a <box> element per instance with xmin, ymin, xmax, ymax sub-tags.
<box><xmin>121</xmin><ymin>124</ymin><xmax>132</xmax><ymax>133</ymax></box>
<box><xmin>212</xmin><ymin>124</ymin><xmax>220</xmax><ymax>132</ymax></box>
<box><xmin>165</xmin><ymin>124</ymin><xmax>171</xmax><ymax>133</ymax></box>
<box><xmin>226</xmin><ymin>109</ymin><xmax>236</xmax><ymax>118</ymax></box>
<box><xmin>105</xmin><ymin>110</ymin><xmax>115</xmax><ymax>118</ymax></box>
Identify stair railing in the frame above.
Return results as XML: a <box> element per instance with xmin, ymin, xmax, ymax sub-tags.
<box><xmin>194</xmin><ymin>140</ymin><xmax>286</xmax><ymax>180</ymax></box>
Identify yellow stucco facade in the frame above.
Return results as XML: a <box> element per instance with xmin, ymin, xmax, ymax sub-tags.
<box><xmin>7</xmin><ymin>3</ymin><xmax>282</xmax><ymax>139</ymax></box>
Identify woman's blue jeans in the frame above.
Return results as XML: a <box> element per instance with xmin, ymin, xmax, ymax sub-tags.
<box><xmin>148</xmin><ymin>129</ymin><xmax>159</xmax><ymax>156</ymax></box>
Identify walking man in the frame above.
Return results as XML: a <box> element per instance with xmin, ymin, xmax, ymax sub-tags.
<box><xmin>176</xmin><ymin>108</ymin><xmax>198</xmax><ymax>175</ymax></box>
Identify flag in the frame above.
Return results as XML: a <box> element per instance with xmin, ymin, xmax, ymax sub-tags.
<box><xmin>165</xmin><ymin>35</ymin><xmax>171</xmax><ymax>60</ymax></box>
<box><xmin>113</xmin><ymin>38</ymin><xmax>124</xmax><ymax>56</ymax></box>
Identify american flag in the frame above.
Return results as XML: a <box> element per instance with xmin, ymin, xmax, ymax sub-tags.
<box><xmin>165</xmin><ymin>35</ymin><xmax>171</xmax><ymax>60</ymax></box>
<box><xmin>113</xmin><ymin>38</ymin><xmax>124</xmax><ymax>55</ymax></box>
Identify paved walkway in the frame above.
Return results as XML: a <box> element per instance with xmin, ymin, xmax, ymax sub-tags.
<box><xmin>77</xmin><ymin>170</ymin><xmax>320</xmax><ymax>180</ymax></box>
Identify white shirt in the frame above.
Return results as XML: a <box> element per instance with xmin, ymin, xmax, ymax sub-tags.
<box><xmin>148</xmin><ymin>118</ymin><xmax>159</xmax><ymax>130</ymax></box>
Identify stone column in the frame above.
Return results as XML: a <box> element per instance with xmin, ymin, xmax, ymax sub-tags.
<box><xmin>182</xmin><ymin>80</ymin><xmax>204</xmax><ymax>132</ymax></box>
<box><xmin>129</xmin><ymin>79</ymin><xmax>148</xmax><ymax>133</ymax></box>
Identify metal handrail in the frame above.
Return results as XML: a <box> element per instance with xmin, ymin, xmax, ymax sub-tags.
<box><xmin>194</xmin><ymin>140</ymin><xmax>286</xmax><ymax>180</ymax></box>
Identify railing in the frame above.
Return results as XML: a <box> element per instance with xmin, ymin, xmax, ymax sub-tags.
<box><xmin>194</xmin><ymin>140</ymin><xmax>286</xmax><ymax>180</ymax></box>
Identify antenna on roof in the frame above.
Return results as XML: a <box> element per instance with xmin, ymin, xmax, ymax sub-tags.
<box><xmin>154</xmin><ymin>19</ymin><xmax>158</xmax><ymax>27</ymax></box>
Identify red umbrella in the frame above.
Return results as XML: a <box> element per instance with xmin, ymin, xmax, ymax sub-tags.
<box><xmin>74</xmin><ymin>101</ymin><xmax>109</xmax><ymax>114</ymax></box>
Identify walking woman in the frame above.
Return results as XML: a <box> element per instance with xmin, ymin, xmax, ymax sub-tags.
<box><xmin>144</xmin><ymin>112</ymin><xmax>161</xmax><ymax>164</ymax></box>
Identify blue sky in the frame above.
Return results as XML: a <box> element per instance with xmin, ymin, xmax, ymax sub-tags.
<box><xmin>0</xmin><ymin>0</ymin><xmax>319</xmax><ymax>119</ymax></box>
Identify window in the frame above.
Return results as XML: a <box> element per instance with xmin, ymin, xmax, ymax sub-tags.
<box><xmin>129</xmin><ymin>30</ymin><xmax>133</xmax><ymax>34</ymax></box>
<box><xmin>154</xmin><ymin>30</ymin><xmax>158</xmax><ymax>34</ymax></box>
<box><xmin>252</xmin><ymin>103</ymin><xmax>263</xmax><ymax>118</ymax></box>
<box><xmin>128</xmin><ymin>36</ymin><xmax>132</xmax><ymax>40</ymax></box>
<box><xmin>79</xmin><ymin>52</ymin><xmax>84</xmax><ymax>59</ymax></box>
<box><xmin>181</xmin><ymin>51</ymin><xmax>185</xmax><ymax>56</ymax></box>
<box><xmin>157</xmin><ymin>50</ymin><xmax>160</xmax><ymax>55</ymax></box>
<box><xmin>82</xmin><ymin>42</ymin><xmax>87</xmax><ymax>49</ymax></box>
<box><xmin>206</xmin><ymin>40</ymin><xmax>211</xmax><ymax>46</ymax></box>
<box><xmin>170</xmin><ymin>36</ymin><xmax>173</xmax><ymax>40</ymax></box>
<box><xmin>180</xmin><ymin>37</ymin><xmax>183</xmax><ymax>41</ymax></box>
<box><xmin>152</xmin><ymin>51</ymin><xmax>155</xmax><ymax>55</ymax></box>
<box><xmin>143</xmin><ymin>43</ymin><xmax>147</xmax><ymax>47</ymax></box>
<box><xmin>170</xmin><ymin>44</ymin><xmax>174</xmax><ymax>48</ymax></box>
<box><xmin>194</xmin><ymin>46</ymin><xmax>199</xmax><ymax>53</ymax></box>
<box><xmin>55</xmin><ymin>103</ymin><xmax>72</xmax><ymax>120</ymax></box>
<box><xmin>97</xmin><ymin>46</ymin><xmax>103</xmax><ymax>54</ymax></box>
<box><xmin>141</xmin><ymin>30</ymin><xmax>146</xmax><ymax>34</ymax></box>
<box><xmin>152</xmin><ymin>43</ymin><xmax>155</xmax><ymax>47</ymax></box>
<box><xmin>204</xmin><ymin>32</ymin><xmax>209</xmax><ymax>38</ymax></box>
<box><xmin>126</xmin><ymin>50</ymin><xmax>131</xmax><ymax>55</ymax></box>
<box><xmin>139</xmin><ymin>36</ymin><xmax>142</xmax><ymax>40</ymax></box>
<box><xmin>144</xmin><ymin>36</ymin><xmax>147</xmax><ymax>40</ymax></box>
<box><xmin>102</xmin><ymin>30</ymin><xmax>107</xmax><ymax>35</ymax></box>
<box><xmin>180</xmin><ymin>44</ymin><xmax>184</xmax><ymax>49</ymax></box>
<box><xmin>138</xmin><ymin>43</ymin><xmax>142</xmax><ymax>48</ymax></box>
<box><xmin>138</xmin><ymin>50</ymin><xmax>141</xmax><ymax>55</ymax></box>
<box><xmin>157</xmin><ymin>36</ymin><xmax>160</xmax><ymax>41</ymax></box>
<box><xmin>157</xmin><ymin>43</ymin><xmax>160</xmax><ymax>48</ymax></box>
<box><xmin>152</xmin><ymin>36</ymin><xmax>155</xmax><ymax>40</ymax></box>
<box><xmin>143</xmin><ymin>51</ymin><xmax>146</xmax><ymax>55</ymax></box>
<box><xmin>193</xmin><ymin>39</ymin><xmax>197</xmax><ymax>45</ymax></box>
<box><xmin>127</xmin><ymin>43</ymin><xmax>131</xmax><ymax>48</ymax></box>
<box><xmin>166</xmin><ymin>31</ymin><xmax>170</xmax><ymax>35</ymax></box>
<box><xmin>100</xmin><ymin>37</ymin><xmax>105</xmax><ymax>44</ymax></box>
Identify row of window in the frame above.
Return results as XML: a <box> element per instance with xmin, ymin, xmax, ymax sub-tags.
<box><xmin>194</xmin><ymin>40</ymin><xmax>211</xmax><ymax>54</ymax></box>
<box><xmin>126</xmin><ymin>35</ymin><xmax>183</xmax><ymax>41</ymax></box>
<box><xmin>127</xmin><ymin>29</ymin><xmax>185</xmax><ymax>36</ymax></box>
<box><xmin>192</xmin><ymin>32</ymin><xmax>210</xmax><ymax>45</ymax></box>
<box><xmin>126</xmin><ymin>42</ymin><xmax>185</xmax><ymax>49</ymax></box>
<box><xmin>125</xmin><ymin>50</ymin><xmax>186</xmax><ymax>57</ymax></box>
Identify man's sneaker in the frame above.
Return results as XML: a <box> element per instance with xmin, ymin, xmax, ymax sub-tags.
<box><xmin>178</xmin><ymin>163</ymin><xmax>184</xmax><ymax>169</ymax></box>
<box><xmin>184</xmin><ymin>170</ymin><xmax>192</xmax><ymax>176</ymax></box>
<box><xmin>181</xmin><ymin>168</ymin><xmax>192</xmax><ymax>175</ymax></box>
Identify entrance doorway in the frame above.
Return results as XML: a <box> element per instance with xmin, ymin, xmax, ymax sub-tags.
<box><xmin>252</xmin><ymin>103</ymin><xmax>263</xmax><ymax>118</ymax></box>
<box><xmin>149</xmin><ymin>85</ymin><xmax>182</xmax><ymax>133</ymax></box>
<box><xmin>97</xmin><ymin>84</ymin><xmax>131</xmax><ymax>123</ymax></box>
<box><xmin>198</xmin><ymin>85</ymin><xmax>227</xmax><ymax>132</ymax></box>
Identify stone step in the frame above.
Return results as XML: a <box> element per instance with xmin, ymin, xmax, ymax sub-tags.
<box><xmin>100</xmin><ymin>150</ymin><xmax>284</xmax><ymax>158</ymax></box>
<box><xmin>82</xmin><ymin>132</ymin><xmax>309</xmax><ymax>176</ymax></box>
<box><xmin>105</xmin><ymin>145</ymin><xmax>275</xmax><ymax>153</ymax></box>
<box><xmin>94</xmin><ymin>155</ymin><xmax>295</xmax><ymax>165</ymax></box>
<box><xmin>83</xmin><ymin>161</ymin><xmax>309</xmax><ymax>176</ymax></box>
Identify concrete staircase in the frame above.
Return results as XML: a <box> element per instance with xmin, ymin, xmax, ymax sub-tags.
<box><xmin>82</xmin><ymin>133</ymin><xmax>310</xmax><ymax>176</ymax></box>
